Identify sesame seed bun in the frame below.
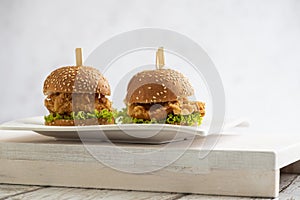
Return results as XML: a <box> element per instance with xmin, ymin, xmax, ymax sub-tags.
<box><xmin>45</xmin><ymin>118</ymin><xmax>114</xmax><ymax>126</ymax></box>
<box><xmin>125</xmin><ymin>69</ymin><xmax>194</xmax><ymax>104</ymax></box>
<box><xmin>43</xmin><ymin>66</ymin><xmax>110</xmax><ymax>95</ymax></box>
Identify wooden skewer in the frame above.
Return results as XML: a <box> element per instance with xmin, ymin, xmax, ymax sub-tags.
<box><xmin>75</xmin><ymin>48</ymin><xmax>83</xmax><ymax>66</ymax></box>
<box><xmin>156</xmin><ymin>47</ymin><xmax>165</xmax><ymax>69</ymax></box>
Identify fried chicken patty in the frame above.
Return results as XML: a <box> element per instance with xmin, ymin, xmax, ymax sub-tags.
<box><xmin>44</xmin><ymin>93</ymin><xmax>112</xmax><ymax>114</ymax></box>
<box><xmin>127</xmin><ymin>98</ymin><xmax>205</xmax><ymax>120</ymax></box>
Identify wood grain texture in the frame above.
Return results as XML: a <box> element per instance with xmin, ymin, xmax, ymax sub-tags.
<box><xmin>0</xmin><ymin>159</ymin><xmax>279</xmax><ymax>198</ymax></box>
<box><xmin>0</xmin><ymin>184</ymin><xmax>40</xmax><ymax>199</ymax></box>
<box><xmin>0</xmin><ymin>137</ymin><xmax>276</xmax><ymax>171</ymax></box>
<box><xmin>3</xmin><ymin>131</ymin><xmax>300</xmax><ymax>198</ymax></box>
<box><xmin>157</xmin><ymin>174</ymin><xmax>299</xmax><ymax>200</ymax></box>
<box><xmin>176</xmin><ymin>195</ymin><xmax>271</xmax><ymax>200</ymax></box>
<box><xmin>282</xmin><ymin>160</ymin><xmax>300</xmax><ymax>174</ymax></box>
<box><xmin>0</xmin><ymin>173</ymin><xmax>298</xmax><ymax>200</ymax></box>
<box><xmin>5</xmin><ymin>187</ymin><xmax>182</xmax><ymax>200</ymax></box>
<box><xmin>3</xmin><ymin>131</ymin><xmax>300</xmax><ymax>170</ymax></box>
<box><xmin>279</xmin><ymin>173</ymin><xmax>298</xmax><ymax>192</ymax></box>
<box><xmin>280</xmin><ymin>175</ymin><xmax>300</xmax><ymax>196</ymax></box>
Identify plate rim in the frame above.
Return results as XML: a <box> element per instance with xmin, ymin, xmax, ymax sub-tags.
<box><xmin>0</xmin><ymin>116</ymin><xmax>207</xmax><ymax>136</ymax></box>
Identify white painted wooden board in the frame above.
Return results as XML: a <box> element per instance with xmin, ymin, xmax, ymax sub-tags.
<box><xmin>1</xmin><ymin>131</ymin><xmax>300</xmax><ymax>197</ymax></box>
<box><xmin>0</xmin><ymin>173</ymin><xmax>298</xmax><ymax>200</ymax></box>
<box><xmin>179</xmin><ymin>173</ymin><xmax>298</xmax><ymax>200</ymax></box>
<box><xmin>0</xmin><ymin>160</ymin><xmax>279</xmax><ymax>197</ymax></box>
<box><xmin>177</xmin><ymin>195</ymin><xmax>269</xmax><ymax>200</ymax></box>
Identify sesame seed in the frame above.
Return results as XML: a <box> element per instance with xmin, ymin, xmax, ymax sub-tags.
<box><xmin>156</xmin><ymin>92</ymin><xmax>160</xmax><ymax>96</ymax></box>
<box><xmin>136</xmin><ymin>97</ymin><xmax>139</xmax><ymax>100</ymax></box>
<box><xmin>153</xmin><ymin>96</ymin><xmax>156</xmax><ymax>99</ymax></box>
<box><xmin>148</xmin><ymin>87</ymin><xmax>151</xmax><ymax>89</ymax></box>
<box><xmin>138</xmin><ymin>90</ymin><xmax>141</xmax><ymax>94</ymax></box>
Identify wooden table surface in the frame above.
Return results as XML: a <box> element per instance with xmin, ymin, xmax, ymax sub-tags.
<box><xmin>0</xmin><ymin>173</ymin><xmax>298</xmax><ymax>200</ymax></box>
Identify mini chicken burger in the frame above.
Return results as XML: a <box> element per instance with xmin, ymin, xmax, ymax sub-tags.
<box><xmin>124</xmin><ymin>68</ymin><xmax>205</xmax><ymax>126</ymax></box>
<box><xmin>43</xmin><ymin>50</ymin><xmax>114</xmax><ymax>126</ymax></box>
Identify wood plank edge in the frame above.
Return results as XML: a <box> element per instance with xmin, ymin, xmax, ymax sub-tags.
<box><xmin>0</xmin><ymin>186</ymin><xmax>44</xmax><ymax>200</ymax></box>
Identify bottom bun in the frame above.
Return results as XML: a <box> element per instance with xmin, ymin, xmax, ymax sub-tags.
<box><xmin>45</xmin><ymin>118</ymin><xmax>114</xmax><ymax>126</ymax></box>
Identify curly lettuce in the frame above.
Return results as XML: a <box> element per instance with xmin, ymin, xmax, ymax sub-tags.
<box><xmin>116</xmin><ymin>108</ymin><xmax>203</xmax><ymax>126</ymax></box>
<box><xmin>44</xmin><ymin>109</ymin><xmax>114</xmax><ymax>123</ymax></box>
<box><xmin>45</xmin><ymin>108</ymin><xmax>203</xmax><ymax>126</ymax></box>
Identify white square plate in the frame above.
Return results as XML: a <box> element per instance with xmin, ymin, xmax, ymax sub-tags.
<box><xmin>0</xmin><ymin>116</ymin><xmax>208</xmax><ymax>144</ymax></box>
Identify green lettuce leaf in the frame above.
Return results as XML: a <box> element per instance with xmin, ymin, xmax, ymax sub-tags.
<box><xmin>45</xmin><ymin>108</ymin><xmax>203</xmax><ymax>126</ymax></box>
<box><xmin>115</xmin><ymin>108</ymin><xmax>203</xmax><ymax>126</ymax></box>
<box><xmin>44</xmin><ymin>109</ymin><xmax>114</xmax><ymax>123</ymax></box>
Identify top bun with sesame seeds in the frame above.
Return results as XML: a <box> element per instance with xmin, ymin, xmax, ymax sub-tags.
<box><xmin>125</xmin><ymin>69</ymin><xmax>194</xmax><ymax>104</ymax></box>
<box><xmin>43</xmin><ymin>66</ymin><xmax>110</xmax><ymax>96</ymax></box>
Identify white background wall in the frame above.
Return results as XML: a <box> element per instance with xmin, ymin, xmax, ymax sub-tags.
<box><xmin>0</xmin><ymin>0</ymin><xmax>299</xmax><ymax>133</ymax></box>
